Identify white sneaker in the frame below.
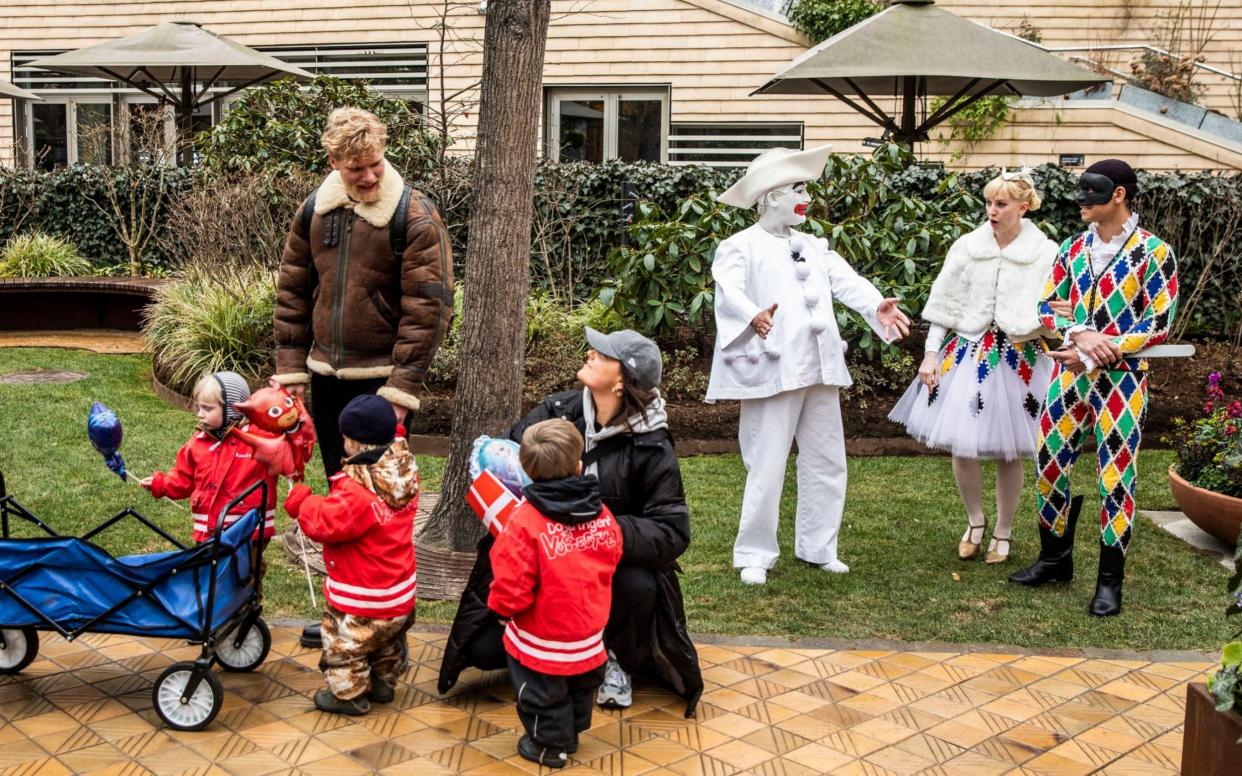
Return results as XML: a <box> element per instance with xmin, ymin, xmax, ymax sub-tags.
<box><xmin>819</xmin><ymin>559</ymin><xmax>849</xmax><ymax>574</ymax></box>
<box><xmin>740</xmin><ymin>567</ymin><xmax>767</xmax><ymax>585</ymax></box>
<box><xmin>596</xmin><ymin>651</ymin><xmax>632</xmax><ymax>708</ymax></box>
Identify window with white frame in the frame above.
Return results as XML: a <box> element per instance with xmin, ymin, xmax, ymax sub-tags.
<box><xmin>668</xmin><ymin>122</ymin><xmax>804</xmax><ymax>167</ymax></box>
<box><xmin>546</xmin><ymin>88</ymin><xmax>669</xmax><ymax>164</ymax></box>
<box><xmin>11</xmin><ymin>43</ymin><xmax>429</xmax><ymax>168</ymax></box>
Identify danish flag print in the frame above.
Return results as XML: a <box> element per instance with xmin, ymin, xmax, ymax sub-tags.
<box><xmin>466</xmin><ymin>470</ymin><xmax>521</xmax><ymax>537</ymax></box>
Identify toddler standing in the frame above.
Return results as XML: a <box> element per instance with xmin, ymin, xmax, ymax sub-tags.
<box><xmin>141</xmin><ymin>371</ymin><xmax>278</xmax><ymax>543</ymax></box>
<box><xmin>489</xmin><ymin>419</ymin><xmax>623</xmax><ymax>768</ymax></box>
<box><xmin>284</xmin><ymin>394</ymin><xmax>418</xmax><ymax>715</ymax></box>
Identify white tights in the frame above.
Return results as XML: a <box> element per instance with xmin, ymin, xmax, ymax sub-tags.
<box><xmin>953</xmin><ymin>457</ymin><xmax>1025</xmax><ymax>550</ymax></box>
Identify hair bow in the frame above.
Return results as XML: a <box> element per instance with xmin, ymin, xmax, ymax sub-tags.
<box><xmin>1000</xmin><ymin>166</ymin><xmax>1036</xmax><ymax>187</ymax></box>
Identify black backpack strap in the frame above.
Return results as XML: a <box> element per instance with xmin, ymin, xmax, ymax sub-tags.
<box><xmin>390</xmin><ymin>184</ymin><xmax>413</xmax><ymax>258</ymax></box>
<box><xmin>300</xmin><ymin>189</ymin><xmax>317</xmax><ymax>240</ymax></box>
<box><xmin>298</xmin><ymin>190</ymin><xmax>320</xmax><ymax>293</ymax></box>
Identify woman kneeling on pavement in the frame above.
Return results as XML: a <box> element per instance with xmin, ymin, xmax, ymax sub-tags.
<box><xmin>438</xmin><ymin>327</ymin><xmax>703</xmax><ymax>717</ymax></box>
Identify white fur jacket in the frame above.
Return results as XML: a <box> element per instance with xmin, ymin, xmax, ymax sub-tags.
<box><xmin>921</xmin><ymin>219</ymin><xmax>1058</xmax><ymax>341</ymax></box>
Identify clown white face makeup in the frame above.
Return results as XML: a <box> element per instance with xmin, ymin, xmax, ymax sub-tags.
<box><xmin>758</xmin><ymin>182</ymin><xmax>810</xmax><ymax>237</ymax></box>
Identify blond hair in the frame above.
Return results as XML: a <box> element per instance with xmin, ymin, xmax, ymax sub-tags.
<box><xmin>983</xmin><ymin>175</ymin><xmax>1042</xmax><ymax>211</ymax></box>
<box><xmin>321</xmin><ymin>107</ymin><xmax>388</xmax><ymax>162</ymax></box>
<box><xmin>520</xmin><ymin>419</ymin><xmax>584</xmax><ymax>482</ymax></box>
<box><xmin>191</xmin><ymin>374</ymin><xmax>222</xmax><ymax>405</ymax></box>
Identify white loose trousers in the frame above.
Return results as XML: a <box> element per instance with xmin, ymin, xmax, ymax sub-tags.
<box><xmin>733</xmin><ymin>383</ymin><xmax>847</xmax><ymax>570</ymax></box>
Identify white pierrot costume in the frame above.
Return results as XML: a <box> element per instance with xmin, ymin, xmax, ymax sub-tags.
<box><xmin>706</xmin><ymin>226</ymin><xmax>892</xmax><ymax>400</ymax></box>
<box><xmin>708</xmin><ymin>146</ymin><xmax>896</xmax><ymax>574</ymax></box>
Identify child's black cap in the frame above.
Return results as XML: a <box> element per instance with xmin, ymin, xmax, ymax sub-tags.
<box><xmin>339</xmin><ymin>394</ymin><xmax>396</xmax><ymax>446</ymax></box>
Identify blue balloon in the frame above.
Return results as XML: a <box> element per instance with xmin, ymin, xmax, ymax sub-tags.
<box><xmin>469</xmin><ymin>436</ymin><xmax>531</xmax><ymax>497</ymax></box>
<box><xmin>87</xmin><ymin>401</ymin><xmax>127</xmax><ymax>481</ymax></box>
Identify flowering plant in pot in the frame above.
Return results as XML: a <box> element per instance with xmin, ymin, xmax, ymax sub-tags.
<box><xmin>1170</xmin><ymin>373</ymin><xmax>1242</xmax><ymax>496</ymax></box>
<box><xmin>1165</xmin><ymin>373</ymin><xmax>1242</xmax><ymax>548</ymax></box>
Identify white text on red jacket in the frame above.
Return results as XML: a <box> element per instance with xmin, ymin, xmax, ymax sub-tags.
<box><xmin>538</xmin><ymin>515</ymin><xmax>618</xmax><ymax>561</ymax></box>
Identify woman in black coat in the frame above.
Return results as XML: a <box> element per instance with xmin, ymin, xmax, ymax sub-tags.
<box><xmin>438</xmin><ymin>328</ymin><xmax>703</xmax><ymax>717</ymax></box>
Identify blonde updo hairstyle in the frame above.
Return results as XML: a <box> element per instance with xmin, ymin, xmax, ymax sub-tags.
<box><xmin>321</xmin><ymin>107</ymin><xmax>388</xmax><ymax>163</ymax></box>
<box><xmin>982</xmin><ymin>174</ymin><xmax>1042</xmax><ymax>212</ymax></box>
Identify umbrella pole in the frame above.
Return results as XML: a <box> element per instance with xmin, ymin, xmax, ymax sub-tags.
<box><xmin>898</xmin><ymin>75</ymin><xmax>917</xmax><ymax>148</ymax></box>
<box><xmin>179</xmin><ymin>67</ymin><xmax>194</xmax><ymax>167</ymax></box>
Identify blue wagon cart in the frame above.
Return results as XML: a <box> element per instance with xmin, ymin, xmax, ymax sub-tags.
<box><xmin>0</xmin><ymin>472</ymin><xmax>272</xmax><ymax>731</ymax></box>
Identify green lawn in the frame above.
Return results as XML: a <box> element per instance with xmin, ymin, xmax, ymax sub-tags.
<box><xmin>0</xmin><ymin>348</ymin><xmax>1230</xmax><ymax>652</ymax></box>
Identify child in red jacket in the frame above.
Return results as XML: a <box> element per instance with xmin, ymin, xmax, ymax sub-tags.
<box><xmin>140</xmin><ymin>372</ymin><xmax>278</xmax><ymax>543</ymax></box>
<box><xmin>285</xmin><ymin>394</ymin><xmax>418</xmax><ymax>716</ymax></box>
<box><xmin>489</xmin><ymin>419</ymin><xmax>623</xmax><ymax>769</ymax></box>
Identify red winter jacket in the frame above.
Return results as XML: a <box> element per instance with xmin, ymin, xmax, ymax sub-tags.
<box><xmin>150</xmin><ymin>430</ymin><xmax>278</xmax><ymax>543</ymax></box>
<box><xmin>488</xmin><ymin>476</ymin><xmax>623</xmax><ymax>676</ymax></box>
<box><xmin>286</xmin><ymin>465</ymin><xmax>418</xmax><ymax>619</ymax></box>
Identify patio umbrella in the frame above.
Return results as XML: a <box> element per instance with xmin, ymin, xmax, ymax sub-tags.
<box><xmin>754</xmin><ymin>0</ymin><xmax>1108</xmax><ymax>145</ymax></box>
<box><xmin>0</xmin><ymin>78</ymin><xmax>40</xmax><ymax>101</ymax></box>
<box><xmin>26</xmin><ymin>21</ymin><xmax>313</xmax><ymax>164</ymax></box>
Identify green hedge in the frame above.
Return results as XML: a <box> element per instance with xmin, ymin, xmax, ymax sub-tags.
<box><xmin>605</xmin><ymin>151</ymin><xmax>1241</xmax><ymax>347</ymax></box>
<box><xmin>2</xmin><ymin>154</ymin><xmax>1237</xmax><ymax>344</ymax></box>
<box><xmin>0</xmin><ymin>164</ymin><xmax>190</xmax><ymax>272</ymax></box>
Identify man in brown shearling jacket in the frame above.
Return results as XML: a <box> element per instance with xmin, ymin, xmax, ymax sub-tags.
<box><xmin>273</xmin><ymin>108</ymin><xmax>453</xmax><ymax>480</ymax></box>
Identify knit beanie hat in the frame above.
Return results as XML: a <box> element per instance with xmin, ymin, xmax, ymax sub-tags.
<box><xmin>1083</xmin><ymin>159</ymin><xmax>1138</xmax><ymax>201</ymax></box>
<box><xmin>339</xmin><ymin>394</ymin><xmax>397</xmax><ymax>446</ymax></box>
<box><xmin>212</xmin><ymin>371</ymin><xmax>251</xmax><ymax>428</ymax></box>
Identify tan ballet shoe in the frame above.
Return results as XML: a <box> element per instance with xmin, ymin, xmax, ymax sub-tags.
<box><xmin>985</xmin><ymin>535</ymin><xmax>1011</xmax><ymax>564</ymax></box>
<box><xmin>958</xmin><ymin>518</ymin><xmax>987</xmax><ymax>560</ymax></box>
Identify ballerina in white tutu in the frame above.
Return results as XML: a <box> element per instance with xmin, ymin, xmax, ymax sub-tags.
<box><xmin>889</xmin><ymin>170</ymin><xmax>1058</xmax><ymax>564</ymax></box>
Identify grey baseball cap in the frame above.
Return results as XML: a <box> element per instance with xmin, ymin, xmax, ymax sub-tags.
<box><xmin>584</xmin><ymin>327</ymin><xmax>662</xmax><ymax>390</ymax></box>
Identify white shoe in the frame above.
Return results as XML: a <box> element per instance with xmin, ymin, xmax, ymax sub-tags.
<box><xmin>740</xmin><ymin>567</ymin><xmax>767</xmax><ymax>585</ymax></box>
<box><xmin>819</xmin><ymin>559</ymin><xmax>849</xmax><ymax>574</ymax></box>
<box><xmin>596</xmin><ymin>651</ymin><xmax>632</xmax><ymax>708</ymax></box>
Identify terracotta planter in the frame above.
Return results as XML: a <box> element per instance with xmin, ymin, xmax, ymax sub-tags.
<box><xmin>1169</xmin><ymin>465</ymin><xmax>1242</xmax><ymax>548</ymax></box>
<box><xmin>1182</xmin><ymin>682</ymin><xmax>1242</xmax><ymax>775</ymax></box>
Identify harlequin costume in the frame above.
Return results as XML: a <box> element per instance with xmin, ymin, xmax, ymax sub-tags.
<box><xmin>889</xmin><ymin>218</ymin><xmax>1058</xmax><ymax>461</ymax></box>
<box><xmin>1009</xmin><ymin>161</ymin><xmax>1177</xmax><ymax>617</ymax></box>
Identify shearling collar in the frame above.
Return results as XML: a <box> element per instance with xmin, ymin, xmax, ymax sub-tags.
<box><xmin>314</xmin><ymin>159</ymin><xmax>405</xmax><ymax>229</ymax></box>
<box><xmin>962</xmin><ymin>219</ymin><xmax>1049</xmax><ymax>265</ymax></box>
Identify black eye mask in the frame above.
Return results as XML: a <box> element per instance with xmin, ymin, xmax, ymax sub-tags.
<box><xmin>1076</xmin><ymin>172</ymin><xmax>1116</xmax><ymax>206</ymax></box>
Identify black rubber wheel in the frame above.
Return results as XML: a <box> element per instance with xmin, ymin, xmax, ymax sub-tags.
<box><xmin>0</xmin><ymin>627</ymin><xmax>38</xmax><ymax>675</ymax></box>
<box><xmin>152</xmin><ymin>662</ymin><xmax>223</xmax><ymax>731</ymax></box>
<box><xmin>214</xmin><ymin>618</ymin><xmax>271</xmax><ymax>672</ymax></box>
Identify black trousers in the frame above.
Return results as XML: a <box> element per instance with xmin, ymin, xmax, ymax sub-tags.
<box><xmin>604</xmin><ymin>564</ymin><xmax>658</xmax><ymax>676</ymax></box>
<box><xmin>506</xmin><ymin>653</ymin><xmax>605</xmax><ymax>749</ymax></box>
<box><xmin>309</xmin><ymin>373</ymin><xmax>388</xmax><ymax>478</ymax></box>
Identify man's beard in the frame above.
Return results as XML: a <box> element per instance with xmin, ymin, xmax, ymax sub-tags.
<box><xmin>346</xmin><ymin>182</ymin><xmax>382</xmax><ymax>204</ymax></box>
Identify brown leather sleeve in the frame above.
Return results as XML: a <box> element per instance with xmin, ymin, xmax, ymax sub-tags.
<box><xmin>273</xmin><ymin>198</ymin><xmax>316</xmax><ymax>382</ymax></box>
<box><xmin>384</xmin><ymin>193</ymin><xmax>454</xmax><ymax>403</ymax></box>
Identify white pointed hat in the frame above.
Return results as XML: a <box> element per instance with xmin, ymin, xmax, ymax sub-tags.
<box><xmin>716</xmin><ymin>144</ymin><xmax>832</xmax><ymax>208</ymax></box>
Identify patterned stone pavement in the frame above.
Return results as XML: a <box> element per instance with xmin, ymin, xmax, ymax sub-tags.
<box><xmin>0</xmin><ymin>625</ymin><xmax>1213</xmax><ymax>775</ymax></box>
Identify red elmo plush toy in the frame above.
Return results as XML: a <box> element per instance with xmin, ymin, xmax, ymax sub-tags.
<box><xmin>230</xmin><ymin>381</ymin><xmax>316</xmax><ymax>481</ymax></box>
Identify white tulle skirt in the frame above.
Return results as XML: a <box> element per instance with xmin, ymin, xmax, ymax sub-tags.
<box><xmin>888</xmin><ymin>329</ymin><xmax>1053</xmax><ymax>461</ymax></box>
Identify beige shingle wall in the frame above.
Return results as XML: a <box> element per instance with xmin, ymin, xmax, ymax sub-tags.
<box><xmin>0</xmin><ymin>0</ymin><xmax>1238</xmax><ymax>170</ymax></box>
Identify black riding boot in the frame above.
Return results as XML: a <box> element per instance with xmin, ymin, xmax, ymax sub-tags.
<box><xmin>1088</xmin><ymin>541</ymin><xmax>1126</xmax><ymax>617</ymax></box>
<box><xmin>1008</xmin><ymin>496</ymin><xmax>1082</xmax><ymax>586</ymax></box>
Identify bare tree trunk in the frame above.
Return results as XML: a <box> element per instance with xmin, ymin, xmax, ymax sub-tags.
<box><xmin>418</xmin><ymin>0</ymin><xmax>550</xmax><ymax>551</ymax></box>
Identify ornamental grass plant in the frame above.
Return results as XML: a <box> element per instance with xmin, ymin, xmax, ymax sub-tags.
<box><xmin>143</xmin><ymin>262</ymin><xmax>276</xmax><ymax>394</ymax></box>
<box><xmin>0</xmin><ymin>232</ymin><xmax>91</xmax><ymax>278</ymax></box>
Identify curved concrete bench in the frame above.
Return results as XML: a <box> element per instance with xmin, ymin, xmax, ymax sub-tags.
<box><xmin>0</xmin><ymin>277</ymin><xmax>165</xmax><ymax>332</ymax></box>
